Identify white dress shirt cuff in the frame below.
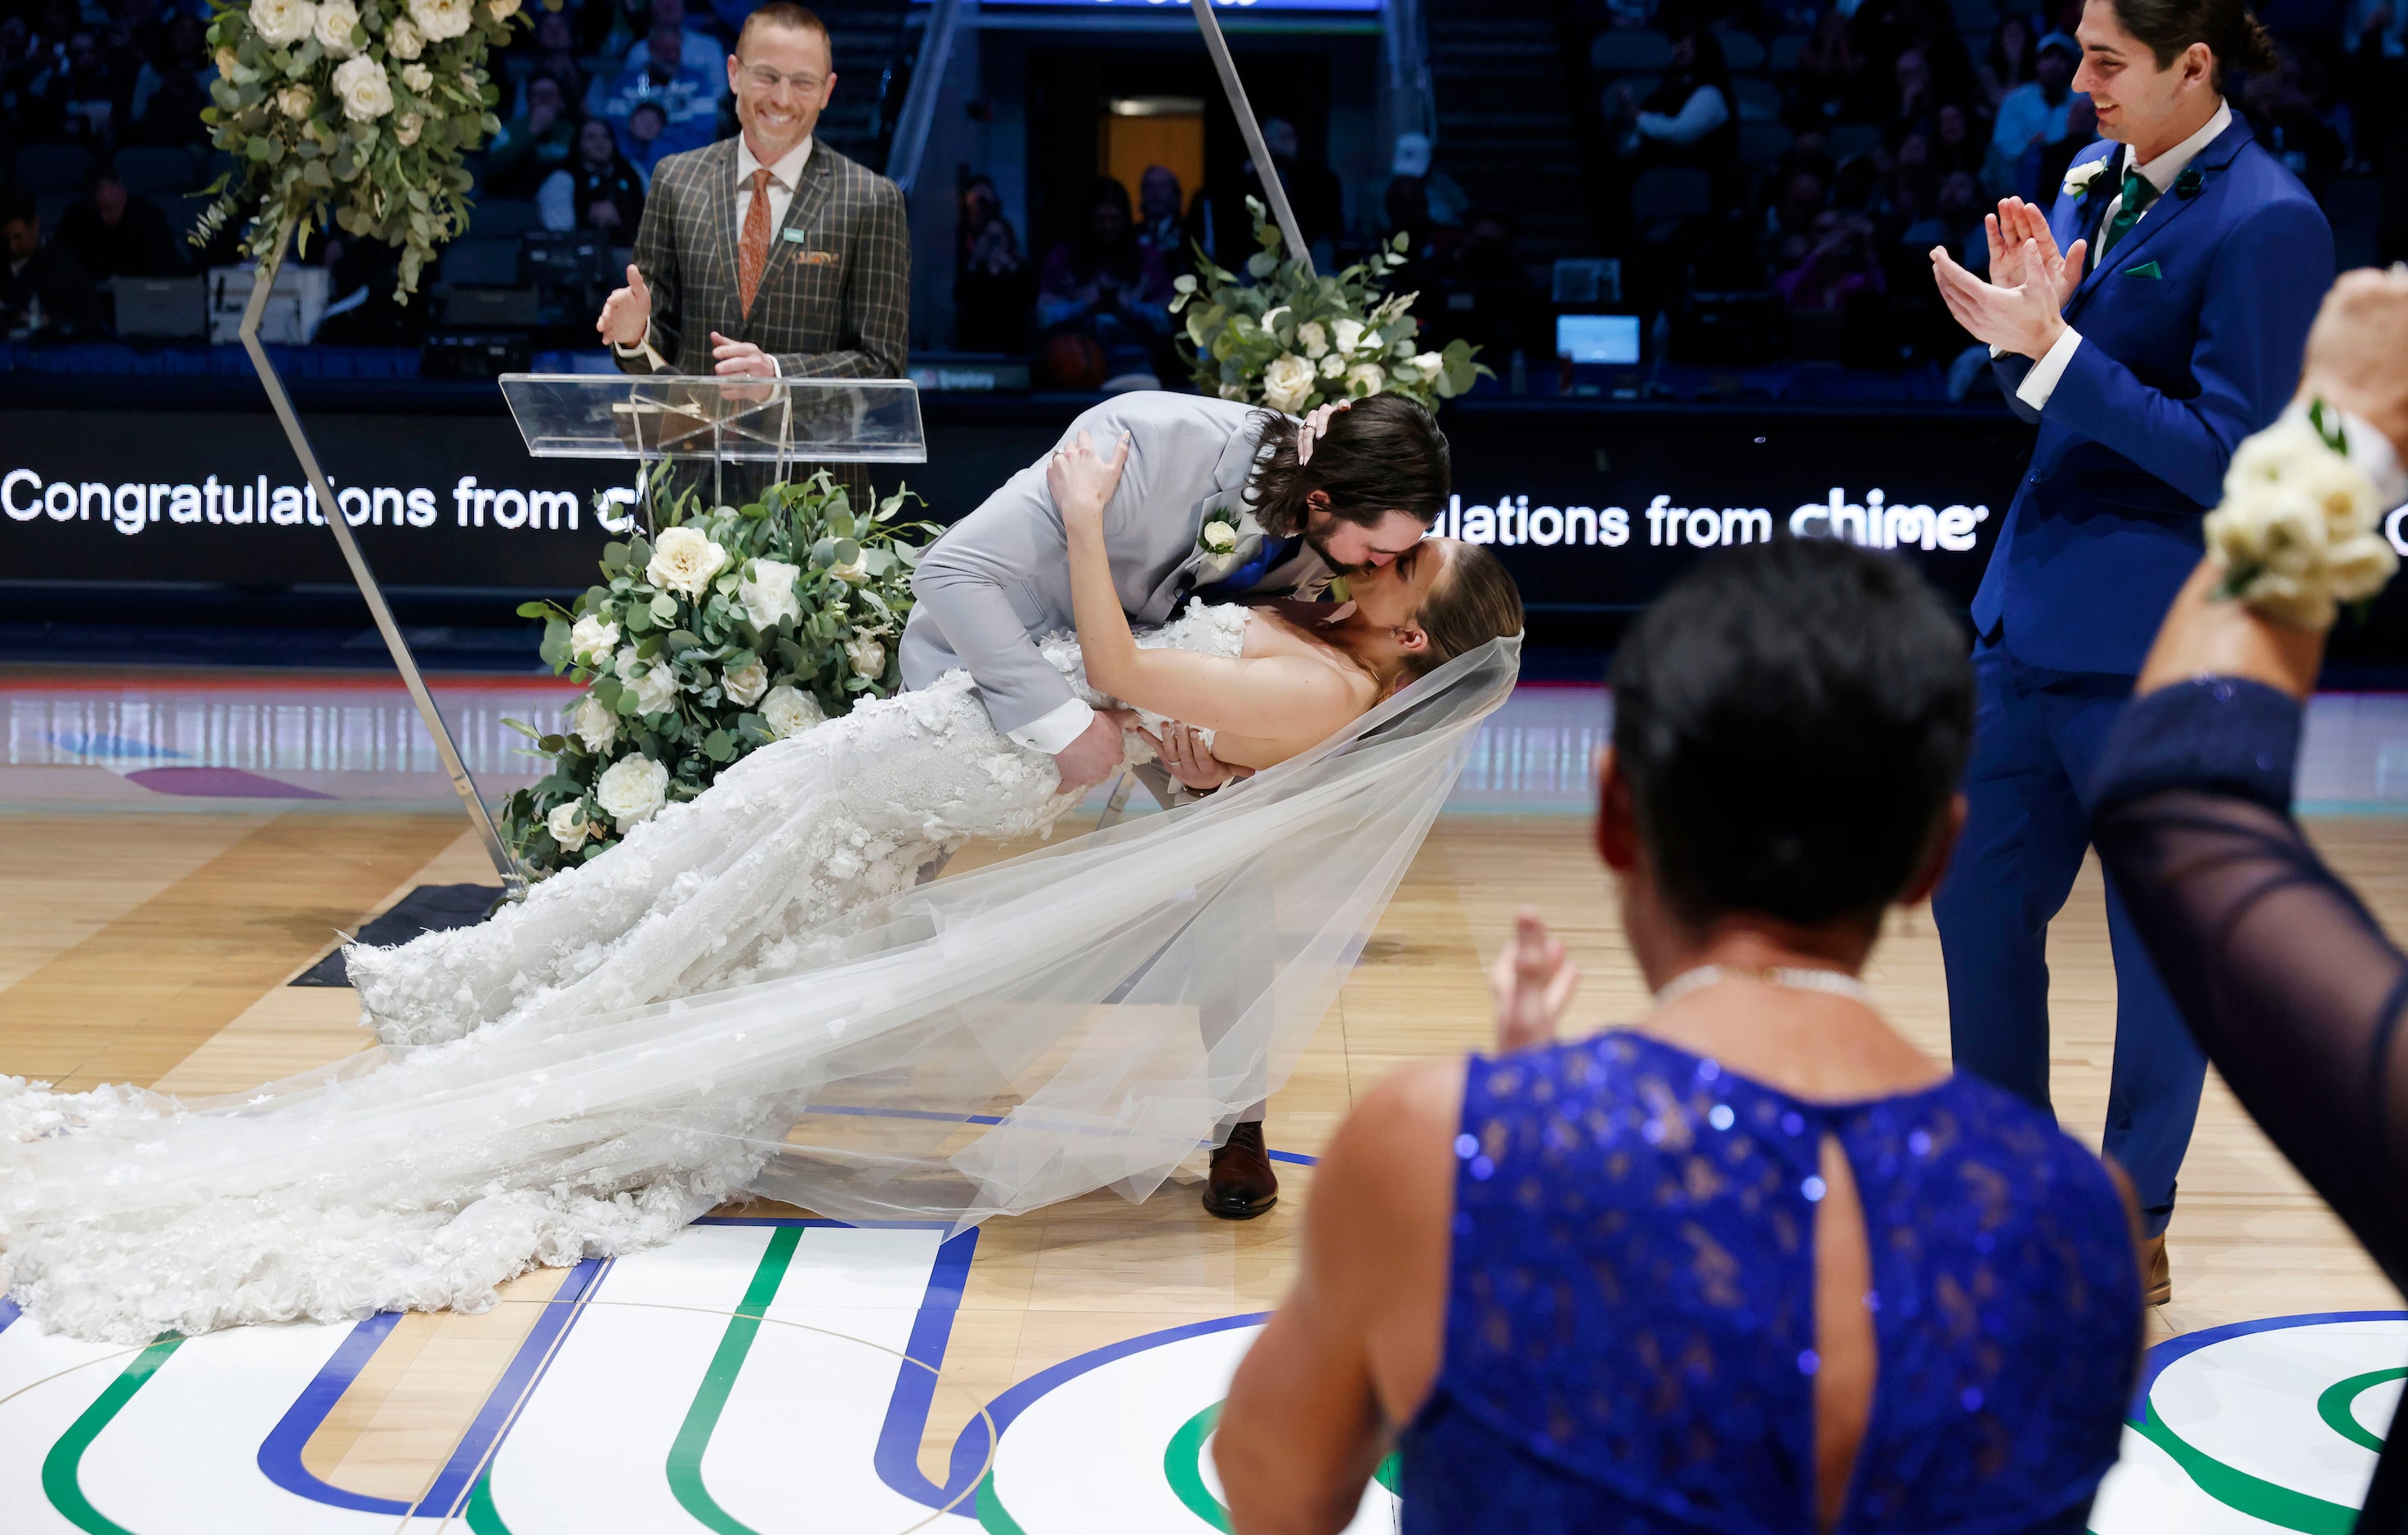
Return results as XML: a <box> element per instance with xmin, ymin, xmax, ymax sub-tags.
<box><xmin>1009</xmin><ymin>698</ymin><xmax>1096</xmax><ymax>755</ymax></box>
<box><xmin>2016</xmin><ymin>327</ymin><xmax>2084</xmax><ymax>411</ymax></box>
<box><xmin>613</xmin><ymin>327</ymin><xmax>668</xmax><ymax>373</ymax></box>
<box><xmin>2284</xmin><ymin>398</ymin><xmax>2408</xmax><ymax>508</ymax></box>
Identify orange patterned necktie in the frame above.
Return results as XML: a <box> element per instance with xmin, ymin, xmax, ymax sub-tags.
<box><xmin>738</xmin><ymin>166</ymin><xmax>773</xmax><ymax>316</ymax></box>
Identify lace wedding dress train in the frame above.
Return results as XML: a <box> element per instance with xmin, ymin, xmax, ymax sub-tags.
<box><xmin>0</xmin><ymin>617</ymin><xmax>1519</xmax><ymax>1345</ymax></box>
<box><xmin>346</xmin><ymin>604</ymin><xmax>1250</xmax><ymax>1051</ymax></box>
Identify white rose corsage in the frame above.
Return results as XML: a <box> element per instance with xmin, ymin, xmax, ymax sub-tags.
<box><xmin>2204</xmin><ymin>399</ymin><xmax>2399</xmax><ymax>630</ymax></box>
<box><xmin>1198</xmin><ymin>512</ymin><xmax>1241</xmax><ymax>555</ymax></box>
<box><xmin>2062</xmin><ymin>159</ymin><xmax>2111</xmax><ymax>199</ymax></box>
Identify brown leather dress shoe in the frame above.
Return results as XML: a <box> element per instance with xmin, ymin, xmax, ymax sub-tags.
<box><xmin>1204</xmin><ymin>1121</ymin><xmax>1279</xmax><ymax>1219</ymax></box>
<box><xmin>2142</xmin><ymin>1233</ymin><xmax>2172</xmax><ymax>1305</ymax></box>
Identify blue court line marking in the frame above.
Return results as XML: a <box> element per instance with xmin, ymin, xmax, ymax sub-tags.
<box><xmin>0</xmin><ymin>1297</ymin><xmax>20</xmax><ymax>1336</ymax></box>
<box><xmin>2124</xmin><ymin>1309</ymin><xmax>2408</xmax><ymax>1425</ymax></box>
<box><xmin>255</xmin><ymin>1311</ymin><xmax>411</xmax><ymax>1513</ymax></box>
<box><xmin>43</xmin><ymin>732</ymin><xmax>189</xmax><ymax>760</ymax></box>
<box><xmin>414</xmin><ymin>1255</ymin><xmax>607</xmax><ymax>1518</ymax></box>
<box><xmin>943</xmin><ymin>1313</ymin><xmax>1273</xmax><ymax>1512</ymax></box>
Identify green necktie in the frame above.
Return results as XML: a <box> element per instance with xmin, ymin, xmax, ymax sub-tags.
<box><xmin>2098</xmin><ymin>168</ymin><xmax>2159</xmax><ymax>262</ymax></box>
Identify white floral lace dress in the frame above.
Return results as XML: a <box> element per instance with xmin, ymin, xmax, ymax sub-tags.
<box><xmin>350</xmin><ymin>602</ymin><xmax>1251</xmax><ymax>1049</ymax></box>
<box><xmin>0</xmin><ymin>605</ymin><xmax>1250</xmax><ymax>1344</ymax></box>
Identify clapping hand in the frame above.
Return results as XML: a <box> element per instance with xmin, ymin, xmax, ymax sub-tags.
<box><xmin>1045</xmin><ymin>429</ymin><xmax>1131</xmax><ymax>529</ymax></box>
<box><xmin>1930</xmin><ymin>196</ymin><xmax>2082</xmax><ymax>360</ymax></box>
<box><xmin>1489</xmin><ymin>907</ymin><xmax>1580</xmax><ymax>1054</ymax></box>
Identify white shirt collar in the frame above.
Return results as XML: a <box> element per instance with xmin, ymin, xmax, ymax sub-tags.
<box><xmin>735</xmin><ymin>133</ymin><xmax>812</xmax><ymax>191</ymax></box>
<box><xmin>2127</xmin><ymin>99</ymin><xmax>2232</xmax><ymax>191</ymax></box>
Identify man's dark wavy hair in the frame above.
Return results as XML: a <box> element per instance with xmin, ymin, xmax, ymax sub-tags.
<box><xmin>1244</xmin><ymin>394</ymin><xmax>1452</xmax><ymax>539</ymax></box>
<box><xmin>1610</xmin><ymin>538</ymin><xmax>1973</xmax><ymax>931</ymax></box>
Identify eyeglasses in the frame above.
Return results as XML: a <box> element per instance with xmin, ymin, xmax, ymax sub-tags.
<box><xmin>739</xmin><ymin>63</ymin><xmax>822</xmax><ymax>93</ymax></box>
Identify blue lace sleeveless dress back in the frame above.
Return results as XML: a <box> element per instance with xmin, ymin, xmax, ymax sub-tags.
<box><xmin>1399</xmin><ymin>1030</ymin><xmax>2139</xmax><ymax>1534</ymax></box>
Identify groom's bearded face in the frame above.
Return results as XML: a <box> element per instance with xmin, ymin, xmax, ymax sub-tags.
<box><xmin>1306</xmin><ymin>506</ymin><xmax>1434</xmax><ymax>577</ymax></box>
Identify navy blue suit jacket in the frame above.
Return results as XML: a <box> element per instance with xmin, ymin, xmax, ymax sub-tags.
<box><xmin>1973</xmin><ymin>117</ymin><xmax>2331</xmax><ymax>676</ymax></box>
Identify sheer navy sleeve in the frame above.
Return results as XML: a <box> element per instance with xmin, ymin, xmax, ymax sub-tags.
<box><xmin>2091</xmin><ymin>678</ymin><xmax>2408</xmax><ymax>1533</ymax></box>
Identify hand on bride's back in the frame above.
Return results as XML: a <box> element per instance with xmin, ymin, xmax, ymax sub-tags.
<box><xmin>1046</xmin><ymin>429</ymin><xmax>1132</xmax><ymax>526</ymax></box>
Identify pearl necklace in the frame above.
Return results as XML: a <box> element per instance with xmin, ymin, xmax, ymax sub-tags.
<box><xmin>1652</xmin><ymin>963</ymin><xmax>1879</xmax><ymax>1011</ymax></box>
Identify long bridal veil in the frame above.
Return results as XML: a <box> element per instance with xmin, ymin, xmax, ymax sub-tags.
<box><xmin>0</xmin><ymin>637</ymin><xmax>1520</xmax><ymax>1340</ymax></box>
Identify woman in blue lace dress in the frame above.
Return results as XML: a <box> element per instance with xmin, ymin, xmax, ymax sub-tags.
<box><xmin>1216</xmin><ymin>539</ymin><xmax>2143</xmax><ymax>1534</ymax></box>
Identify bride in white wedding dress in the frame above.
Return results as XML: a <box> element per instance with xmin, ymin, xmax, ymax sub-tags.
<box><xmin>0</xmin><ymin>435</ymin><xmax>1522</xmax><ymax>1344</ymax></box>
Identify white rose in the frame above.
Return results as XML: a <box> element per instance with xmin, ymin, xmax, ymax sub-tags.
<box><xmin>592</xmin><ymin>755</ymin><xmax>668</xmax><ymax>831</ymax></box>
<box><xmin>1319</xmin><ymin>352</ymin><xmax>1346</xmax><ymax>379</ymax></box>
<box><xmin>545</xmin><ymin>801</ymin><xmax>590</xmax><ymax>851</ymax></box>
<box><xmin>737</xmin><ymin>558</ymin><xmax>802</xmax><ymax>629</ymax></box>
<box><xmin>2062</xmin><ymin>159</ymin><xmax>2109</xmax><ymax>196</ymax></box>
<box><xmin>829</xmin><ymin>550</ymin><xmax>871</xmax><ymax>584</ymax></box>
<box><xmin>645</xmin><ymin>526</ymin><xmax>730</xmax><ymax>597</ymax></box>
<box><xmin>1202</xmin><ymin>520</ymin><xmax>1238</xmax><ymax>552</ymax></box>
<box><xmin>401</xmin><ymin>62</ymin><xmax>431</xmax><ymax>92</ymax></box>
<box><xmin>569</xmin><ymin>613</ymin><xmax>619</xmax><ymax>665</ymax></box>
<box><xmin>1344</xmin><ymin>361</ymin><xmax>1386</xmax><ymax>398</ymax></box>
<box><xmin>1298</xmin><ymin>320</ymin><xmax>1329</xmax><ymax>360</ymax></box>
<box><xmin>760</xmin><ymin>684</ymin><xmax>825</xmax><ymax>738</ymax></box>
<box><xmin>278</xmin><ymin>83</ymin><xmax>315</xmax><ymax>119</ymax></box>
<box><xmin>249</xmin><ymin>0</ymin><xmax>315</xmax><ymax>47</ymax></box>
<box><xmin>2328</xmin><ymin>531</ymin><xmax>2400</xmax><ymax>602</ymax></box>
<box><xmin>1332</xmin><ymin>318</ymin><xmax>1366</xmax><ymax>356</ymax></box>
<box><xmin>571</xmin><ymin>693</ymin><xmax>616</xmax><ymax>754</ymax></box>
<box><xmin>386</xmin><ymin>16</ymin><xmax>424</xmax><ymax>56</ymax></box>
<box><xmin>332</xmin><ymin>55</ymin><xmax>391</xmax><ymax>120</ymax></box>
<box><xmin>1413</xmin><ymin>351</ymin><xmax>1445</xmax><ymax>381</ymax></box>
<box><xmin>488</xmin><ymin>0</ymin><xmax>520</xmax><ymax>17</ymax></box>
<box><xmin>846</xmin><ymin>635</ymin><xmax>887</xmax><ymax>680</ymax></box>
<box><xmin>405</xmin><ymin>0</ymin><xmax>472</xmax><ymax>42</ymax></box>
<box><xmin>721</xmin><ymin>656</ymin><xmax>769</xmax><ymax>707</ymax></box>
<box><xmin>1261</xmin><ymin>353</ymin><xmax>1316</xmax><ymax>414</ymax></box>
<box><xmin>312</xmin><ymin>0</ymin><xmax>358</xmax><ymax>56</ymax></box>
<box><xmin>395</xmin><ymin>111</ymin><xmax>423</xmax><ymax>145</ymax></box>
<box><xmin>628</xmin><ymin>660</ymin><xmax>681</xmax><ymax>716</ymax></box>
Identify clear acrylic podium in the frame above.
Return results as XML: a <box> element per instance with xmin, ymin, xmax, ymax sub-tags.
<box><xmin>498</xmin><ymin>374</ymin><xmax>927</xmax><ymax>508</ymax></box>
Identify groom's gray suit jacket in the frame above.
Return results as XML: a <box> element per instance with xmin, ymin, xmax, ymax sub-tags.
<box><xmin>901</xmin><ymin>392</ymin><xmax>1292</xmax><ymax>744</ymax></box>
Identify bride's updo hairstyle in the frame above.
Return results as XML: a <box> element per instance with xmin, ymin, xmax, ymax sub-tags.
<box><xmin>1247</xmin><ymin>394</ymin><xmax>1452</xmax><ymax>539</ymax></box>
<box><xmin>1609</xmin><ymin>539</ymin><xmax>1972</xmax><ymax>933</ymax></box>
<box><xmin>1401</xmin><ymin>542</ymin><xmax>1523</xmax><ymax>679</ymax></box>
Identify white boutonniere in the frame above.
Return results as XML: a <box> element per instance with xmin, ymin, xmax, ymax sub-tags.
<box><xmin>1199</xmin><ymin>512</ymin><xmax>1241</xmax><ymax>556</ymax></box>
<box><xmin>1194</xmin><ymin>506</ymin><xmax>1267</xmax><ymax>584</ymax></box>
<box><xmin>2062</xmin><ymin>159</ymin><xmax>2110</xmax><ymax>198</ymax></box>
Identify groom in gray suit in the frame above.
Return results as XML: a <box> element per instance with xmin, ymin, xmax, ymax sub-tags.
<box><xmin>900</xmin><ymin>387</ymin><xmax>1453</xmax><ymax>1217</ymax></box>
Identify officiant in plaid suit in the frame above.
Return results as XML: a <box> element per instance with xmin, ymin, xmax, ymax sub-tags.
<box><xmin>595</xmin><ymin>2</ymin><xmax>909</xmax><ymax>508</ymax></box>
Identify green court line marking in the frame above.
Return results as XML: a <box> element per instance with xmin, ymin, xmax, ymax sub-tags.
<box><xmin>2316</xmin><ymin>1367</ymin><xmax>2408</xmax><ymax>1455</ymax></box>
<box><xmin>976</xmin><ymin>1469</ymin><xmax>1030</xmax><ymax>1534</ymax></box>
<box><xmin>466</xmin><ymin>1470</ymin><xmax>511</xmax><ymax>1535</ymax></box>
<box><xmin>2132</xmin><ymin>1403</ymin><xmax>2361</xmax><ymax>1533</ymax></box>
<box><xmin>664</xmin><ymin>1224</ymin><xmax>805</xmax><ymax>1535</ymax></box>
<box><xmin>41</xmin><ymin>1335</ymin><xmax>184</xmax><ymax>1535</ymax></box>
<box><xmin>1159</xmin><ymin>1399</ymin><xmax>1401</xmax><ymax>1530</ymax></box>
<box><xmin>1164</xmin><ymin>1402</ymin><xmax>1229</xmax><ymax>1531</ymax></box>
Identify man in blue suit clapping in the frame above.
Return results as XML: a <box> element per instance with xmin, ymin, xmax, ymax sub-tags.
<box><xmin>1928</xmin><ymin>0</ymin><xmax>2330</xmax><ymax>1305</ymax></box>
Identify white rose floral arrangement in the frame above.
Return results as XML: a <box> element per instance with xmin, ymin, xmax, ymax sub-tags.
<box><xmin>1172</xmin><ymin>197</ymin><xmax>1487</xmax><ymax>414</ymax></box>
<box><xmin>498</xmin><ymin>471</ymin><xmax>938</xmax><ymax>879</ymax></box>
<box><xmin>2204</xmin><ymin>400</ymin><xmax>2400</xmax><ymax>631</ymax></box>
<box><xmin>197</xmin><ymin>0</ymin><xmax>523</xmax><ymax>295</ymax></box>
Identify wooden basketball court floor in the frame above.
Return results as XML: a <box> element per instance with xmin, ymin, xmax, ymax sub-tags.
<box><xmin>2</xmin><ymin>669</ymin><xmax>2406</xmax><ymax>1532</ymax></box>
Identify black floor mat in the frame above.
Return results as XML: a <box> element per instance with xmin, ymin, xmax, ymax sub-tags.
<box><xmin>291</xmin><ymin>883</ymin><xmax>505</xmax><ymax>986</ymax></box>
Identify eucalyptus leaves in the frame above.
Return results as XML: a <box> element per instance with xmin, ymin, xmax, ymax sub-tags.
<box><xmin>499</xmin><ymin>472</ymin><xmax>937</xmax><ymax>880</ymax></box>
<box><xmin>1170</xmin><ymin>197</ymin><xmax>1486</xmax><ymax>414</ymax></box>
<box><xmin>199</xmin><ymin>0</ymin><xmax>520</xmax><ymax>296</ymax></box>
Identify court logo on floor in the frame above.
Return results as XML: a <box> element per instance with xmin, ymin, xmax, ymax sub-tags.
<box><xmin>2088</xmin><ymin>1312</ymin><xmax>2407</xmax><ymax>1533</ymax></box>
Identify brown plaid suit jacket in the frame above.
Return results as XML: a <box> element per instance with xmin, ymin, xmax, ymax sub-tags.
<box><xmin>617</xmin><ymin>136</ymin><xmax>909</xmax><ymax>503</ymax></box>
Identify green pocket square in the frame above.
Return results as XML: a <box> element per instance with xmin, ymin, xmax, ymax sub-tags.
<box><xmin>2123</xmin><ymin>260</ymin><xmax>2163</xmax><ymax>279</ymax></box>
